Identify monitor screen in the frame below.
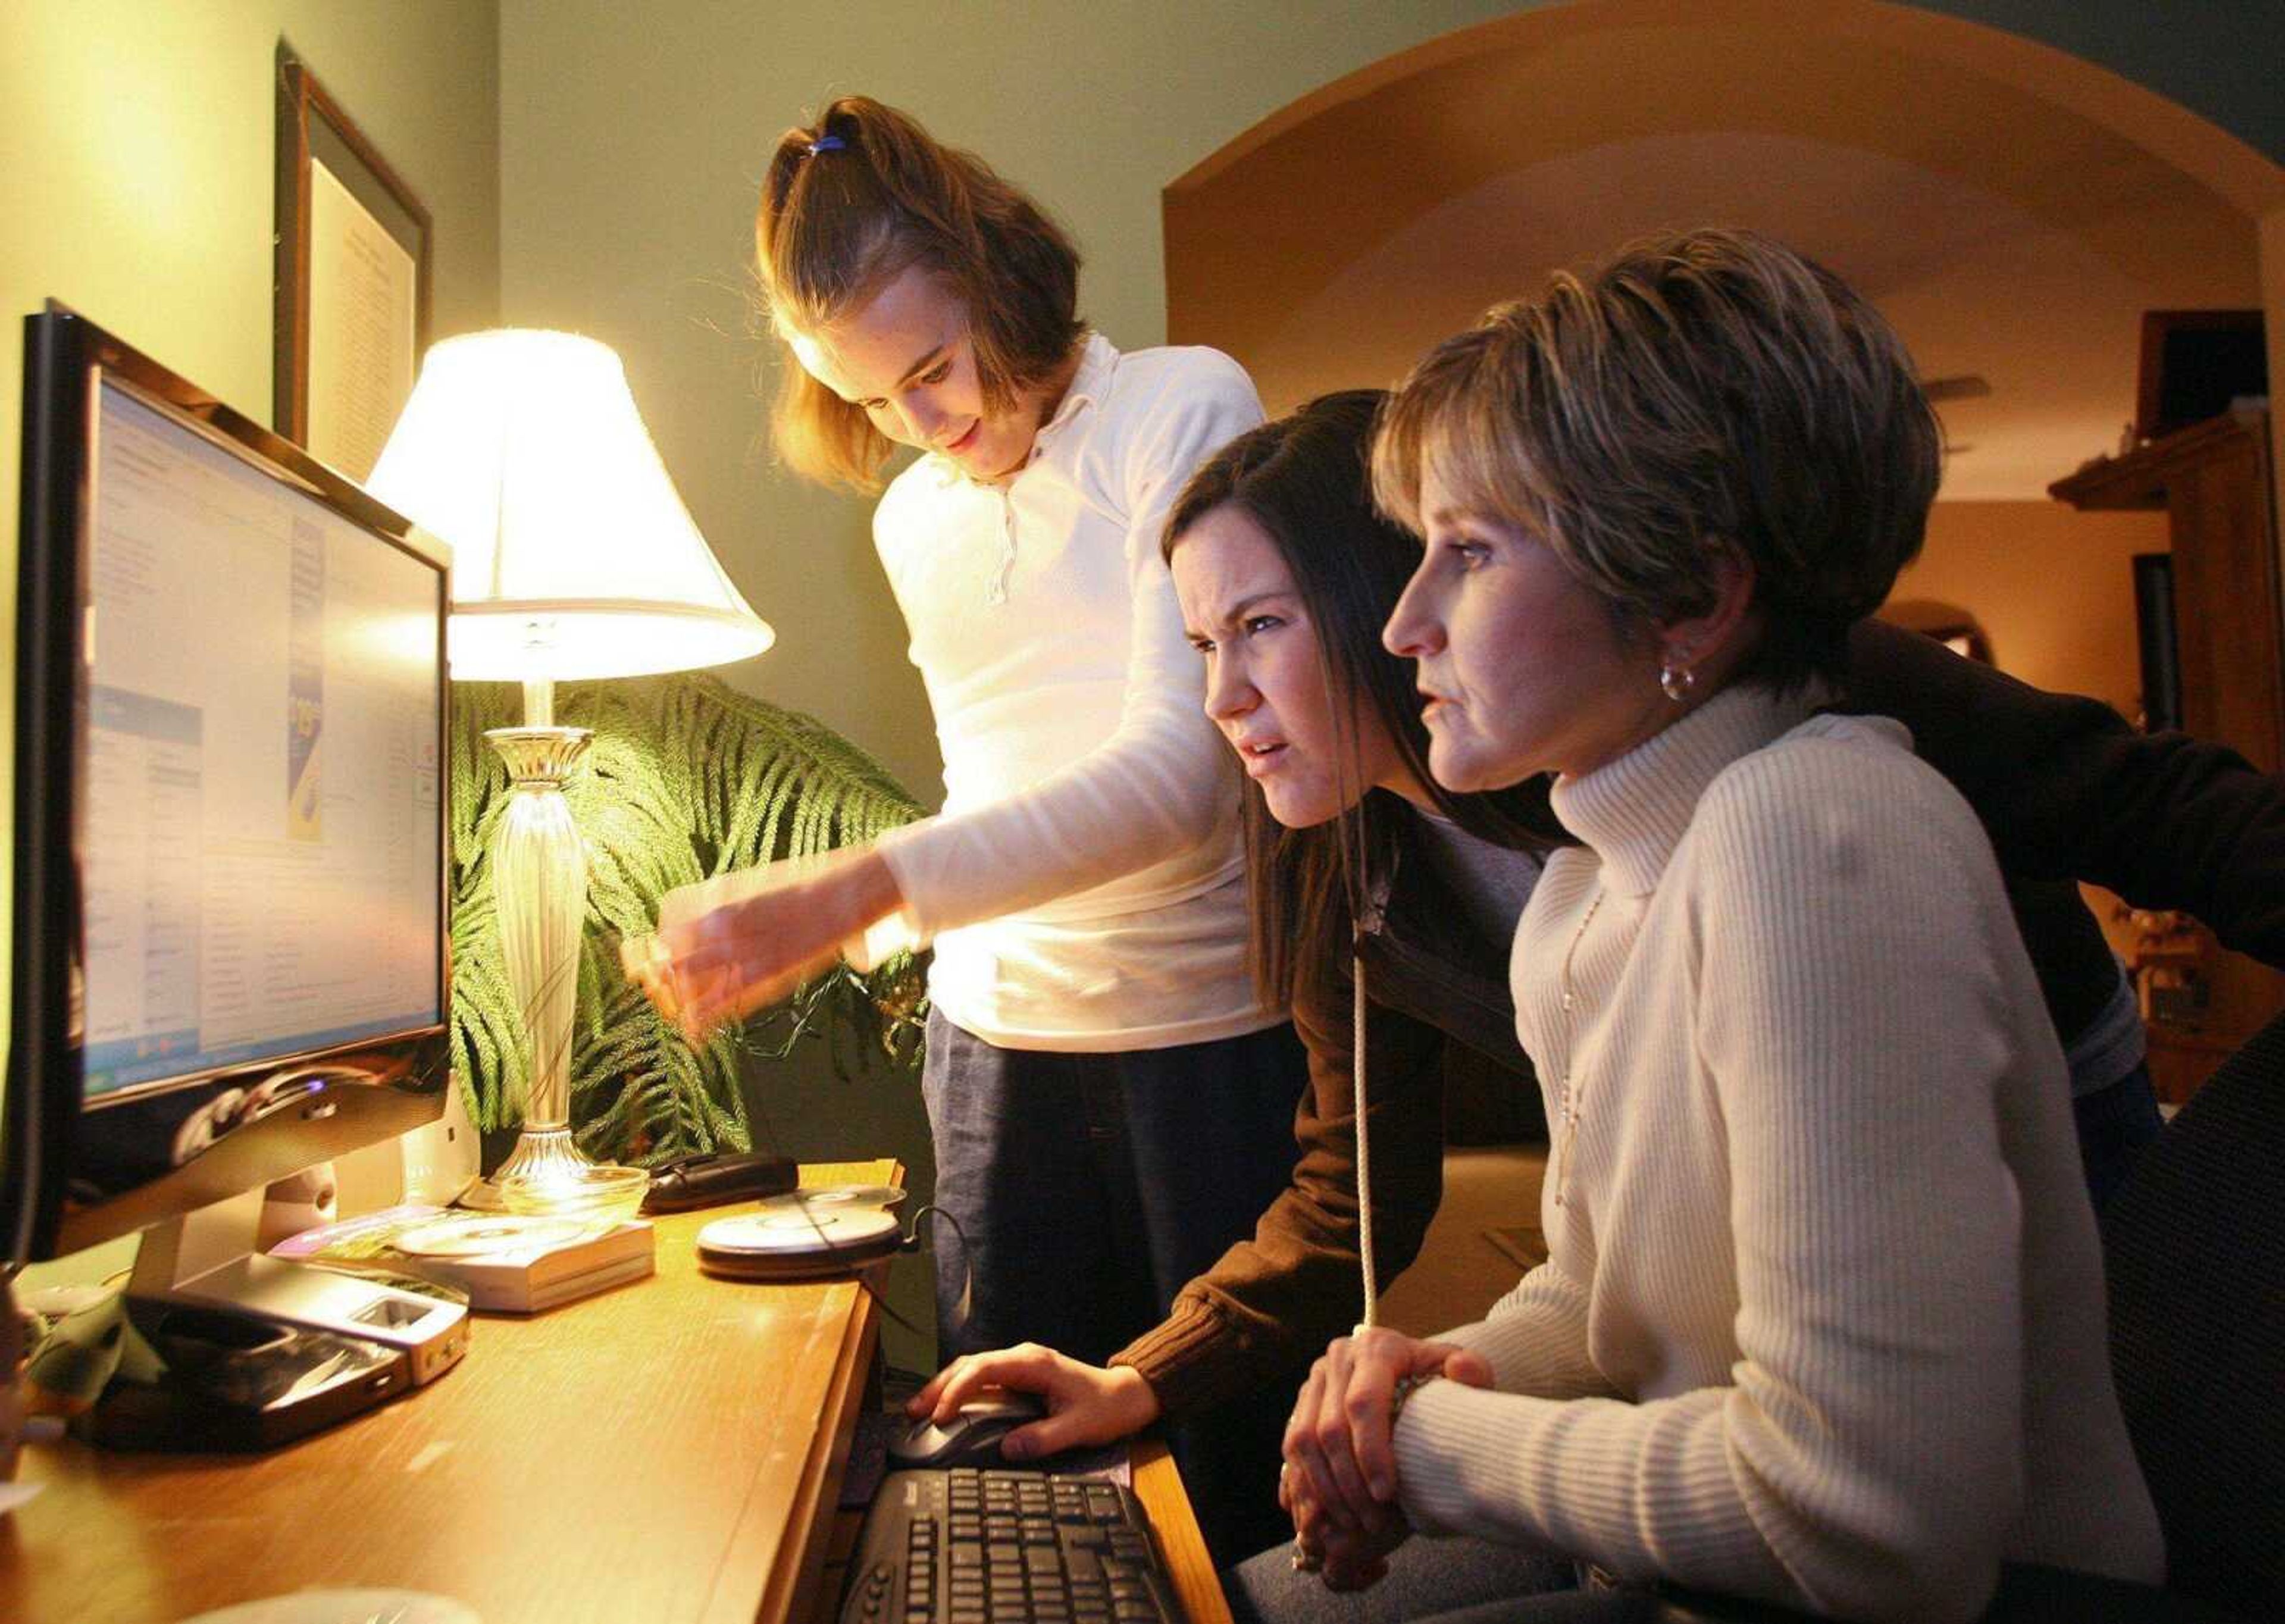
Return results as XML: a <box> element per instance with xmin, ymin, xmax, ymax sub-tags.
<box><xmin>83</xmin><ymin>383</ymin><xmax>442</xmax><ymax>1100</ymax></box>
<box><xmin>5</xmin><ymin>306</ymin><xmax>451</xmax><ymax>1263</ymax></box>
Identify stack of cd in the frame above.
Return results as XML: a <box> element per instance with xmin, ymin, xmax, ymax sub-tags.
<box><xmin>695</xmin><ymin>1184</ymin><xmax>907</xmax><ymax>1279</ymax></box>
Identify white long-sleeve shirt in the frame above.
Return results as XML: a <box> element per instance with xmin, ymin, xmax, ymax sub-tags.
<box><xmin>869</xmin><ymin>334</ymin><xmax>1278</xmax><ymax>1050</ymax></box>
<box><xmin>1391</xmin><ymin>684</ymin><xmax>2162</xmax><ymax>1623</ymax></box>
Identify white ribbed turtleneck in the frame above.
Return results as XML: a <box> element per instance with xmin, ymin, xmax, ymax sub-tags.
<box><xmin>1389</xmin><ymin>683</ymin><xmax>2161</xmax><ymax>1622</ymax></box>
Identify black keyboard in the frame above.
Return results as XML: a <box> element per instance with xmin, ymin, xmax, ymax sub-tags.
<box><xmin>840</xmin><ymin>1466</ymin><xmax>1184</xmax><ymax>1624</ymax></box>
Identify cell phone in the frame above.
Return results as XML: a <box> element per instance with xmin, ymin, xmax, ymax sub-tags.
<box><xmin>640</xmin><ymin>1151</ymin><xmax>800</xmax><ymax>1213</ymax></box>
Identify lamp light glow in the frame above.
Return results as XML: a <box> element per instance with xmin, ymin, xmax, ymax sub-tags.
<box><xmin>369</xmin><ymin>328</ymin><xmax>772</xmax><ymax>1218</ymax></box>
<box><xmin>370</xmin><ymin>328</ymin><xmax>774</xmax><ymax>680</ymax></box>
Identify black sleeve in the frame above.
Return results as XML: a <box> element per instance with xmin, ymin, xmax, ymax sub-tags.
<box><xmin>1843</xmin><ymin>619</ymin><xmax>2285</xmax><ymax>966</ymax></box>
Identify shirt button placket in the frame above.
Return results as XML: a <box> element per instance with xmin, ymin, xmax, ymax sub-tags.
<box><xmin>990</xmin><ymin>487</ymin><xmax>1017</xmax><ymax>605</ymax></box>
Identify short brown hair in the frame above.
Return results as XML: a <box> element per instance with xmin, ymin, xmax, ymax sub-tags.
<box><xmin>1373</xmin><ymin>227</ymin><xmax>1942</xmax><ymax>689</ymax></box>
<box><xmin>756</xmin><ymin>96</ymin><xmax>1085</xmax><ymax>490</ymax></box>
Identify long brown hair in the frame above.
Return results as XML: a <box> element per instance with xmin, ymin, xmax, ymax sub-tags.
<box><xmin>756</xmin><ymin>96</ymin><xmax>1085</xmax><ymax>491</ymax></box>
<box><xmin>1164</xmin><ymin>392</ymin><xmax>1558</xmax><ymax>1005</ymax></box>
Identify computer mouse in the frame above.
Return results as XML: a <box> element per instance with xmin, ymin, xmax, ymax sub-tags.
<box><xmin>887</xmin><ymin>1390</ymin><xmax>1050</xmax><ymax>1469</ymax></box>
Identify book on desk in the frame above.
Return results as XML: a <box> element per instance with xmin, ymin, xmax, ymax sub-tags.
<box><xmin>270</xmin><ymin>1204</ymin><xmax>656</xmax><ymax>1313</ymax></box>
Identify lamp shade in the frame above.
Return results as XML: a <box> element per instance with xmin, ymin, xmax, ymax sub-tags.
<box><xmin>368</xmin><ymin>329</ymin><xmax>774</xmax><ymax>681</ymax></box>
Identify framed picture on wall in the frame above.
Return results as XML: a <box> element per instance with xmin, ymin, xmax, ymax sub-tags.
<box><xmin>274</xmin><ymin>43</ymin><xmax>432</xmax><ymax>481</ymax></box>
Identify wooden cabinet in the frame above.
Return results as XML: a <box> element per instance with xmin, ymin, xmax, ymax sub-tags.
<box><xmin>2052</xmin><ymin>410</ymin><xmax>2284</xmax><ymax>1102</ymax></box>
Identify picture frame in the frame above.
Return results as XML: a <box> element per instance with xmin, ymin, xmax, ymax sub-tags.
<box><xmin>274</xmin><ymin>44</ymin><xmax>433</xmax><ymax>481</ymax></box>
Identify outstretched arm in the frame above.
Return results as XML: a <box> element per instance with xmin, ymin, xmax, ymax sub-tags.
<box><xmin>640</xmin><ymin>356</ymin><xmax>1264</xmax><ymax>1031</ymax></box>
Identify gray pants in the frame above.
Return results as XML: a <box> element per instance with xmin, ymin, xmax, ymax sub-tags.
<box><xmin>1225</xmin><ymin>1534</ymin><xmax>1577</xmax><ymax>1624</ymax></box>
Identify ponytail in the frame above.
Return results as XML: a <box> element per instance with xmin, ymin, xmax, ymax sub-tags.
<box><xmin>757</xmin><ymin>97</ymin><xmax>1084</xmax><ymax>490</ymax></box>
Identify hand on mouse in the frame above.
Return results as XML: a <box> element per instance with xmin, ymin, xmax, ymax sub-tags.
<box><xmin>909</xmin><ymin>1344</ymin><xmax>1162</xmax><ymax>1461</ymax></box>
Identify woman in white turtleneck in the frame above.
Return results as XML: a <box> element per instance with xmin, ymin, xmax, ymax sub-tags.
<box><xmin>1266</xmin><ymin>229</ymin><xmax>2162</xmax><ymax>1624</ymax></box>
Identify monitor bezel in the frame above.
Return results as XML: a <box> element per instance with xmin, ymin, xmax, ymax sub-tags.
<box><xmin>6</xmin><ymin>302</ymin><xmax>453</xmax><ymax>1265</ymax></box>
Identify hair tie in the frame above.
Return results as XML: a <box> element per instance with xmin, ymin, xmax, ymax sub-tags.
<box><xmin>804</xmin><ymin>134</ymin><xmax>846</xmax><ymax>157</ymax></box>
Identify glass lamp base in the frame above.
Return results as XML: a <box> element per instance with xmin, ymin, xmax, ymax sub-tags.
<box><xmin>478</xmin><ymin>1128</ymin><xmax>648</xmax><ymax>1222</ymax></box>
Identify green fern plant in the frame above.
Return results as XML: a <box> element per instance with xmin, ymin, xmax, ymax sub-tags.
<box><xmin>450</xmin><ymin>671</ymin><xmax>927</xmax><ymax>1165</ymax></box>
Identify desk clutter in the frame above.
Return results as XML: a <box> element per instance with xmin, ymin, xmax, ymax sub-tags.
<box><xmin>12</xmin><ymin>1208</ymin><xmax>648</xmax><ymax>1454</ymax></box>
<box><xmin>17</xmin><ymin>1280</ymin><xmax>448</xmax><ymax>1455</ymax></box>
<box><xmin>6</xmin><ymin>1166</ymin><xmax>1123</xmax><ymax>1624</ymax></box>
<box><xmin>270</xmin><ymin>1204</ymin><xmax>656</xmax><ymax>1312</ymax></box>
<box><xmin>698</xmin><ymin>1181</ymin><xmax>914</xmax><ymax>1279</ymax></box>
<box><xmin>14</xmin><ymin>1181</ymin><xmax>924</xmax><ymax>1464</ymax></box>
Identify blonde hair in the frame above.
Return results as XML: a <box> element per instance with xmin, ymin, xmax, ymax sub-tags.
<box><xmin>1374</xmin><ymin>227</ymin><xmax>1942</xmax><ymax>687</ymax></box>
<box><xmin>756</xmin><ymin>96</ymin><xmax>1084</xmax><ymax>491</ymax></box>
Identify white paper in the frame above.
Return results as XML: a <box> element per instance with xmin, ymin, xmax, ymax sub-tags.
<box><xmin>306</xmin><ymin>157</ymin><xmax>417</xmax><ymax>481</ymax></box>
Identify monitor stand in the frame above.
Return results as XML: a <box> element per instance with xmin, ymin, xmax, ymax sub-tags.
<box><xmin>129</xmin><ymin>1189</ymin><xmax>470</xmax><ymax>1387</ymax></box>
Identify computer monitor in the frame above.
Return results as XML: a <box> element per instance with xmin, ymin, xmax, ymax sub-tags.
<box><xmin>4</xmin><ymin>305</ymin><xmax>462</xmax><ymax>1381</ymax></box>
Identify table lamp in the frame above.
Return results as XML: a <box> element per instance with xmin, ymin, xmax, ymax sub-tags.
<box><xmin>370</xmin><ymin>329</ymin><xmax>774</xmax><ymax>1218</ymax></box>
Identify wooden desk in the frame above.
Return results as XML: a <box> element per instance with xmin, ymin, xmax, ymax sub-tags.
<box><xmin>1131</xmin><ymin>1440</ymin><xmax>1235</xmax><ymax>1624</ymax></box>
<box><xmin>1</xmin><ymin>1161</ymin><xmax>1235</xmax><ymax>1624</ymax></box>
<box><xmin>2</xmin><ymin>1162</ymin><xmax>894</xmax><ymax>1623</ymax></box>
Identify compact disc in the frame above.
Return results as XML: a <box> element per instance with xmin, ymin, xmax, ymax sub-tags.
<box><xmin>696</xmin><ymin>1206</ymin><xmax>903</xmax><ymax>1279</ymax></box>
<box><xmin>699</xmin><ymin>1207</ymin><xmax>900</xmax><ymax>1249</ymax></box>
<box><xmin>756</xmin><ymin>1183</ymin><xmax>907</xmax><ymax>1212</ymax></box>
<box><xmin>395</xmin><ymin>1213</ymin><xmax>589</xmax><ymax>1257</ymax></box>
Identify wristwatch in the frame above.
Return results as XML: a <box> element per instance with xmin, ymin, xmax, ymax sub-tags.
<box><xmin>1389</xmin><ymin>1371</ymin><xmax>1440</xmax><ymax>1423</ymax></box>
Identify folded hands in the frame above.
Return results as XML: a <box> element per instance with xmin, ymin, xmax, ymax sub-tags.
<box><xmin>1282</xmin><ymin>1325</ymin><xmax>1494</xmax><ymax>1590</ymax></box>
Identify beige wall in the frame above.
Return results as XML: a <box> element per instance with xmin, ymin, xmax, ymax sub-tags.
<box><xmin>0</xmin><ymin>1</ymin><xmax>499</xmax><ymax>1279</ymax></box>
<box><xmin>1891</xmin><ymin>502</ymin><xmax>2170</xmax><ymax>720</ymax></box>
<box><xmin>1</xmin><ymin>2</ymin><xmax>500</xmax><ymax>545</ymax></box>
